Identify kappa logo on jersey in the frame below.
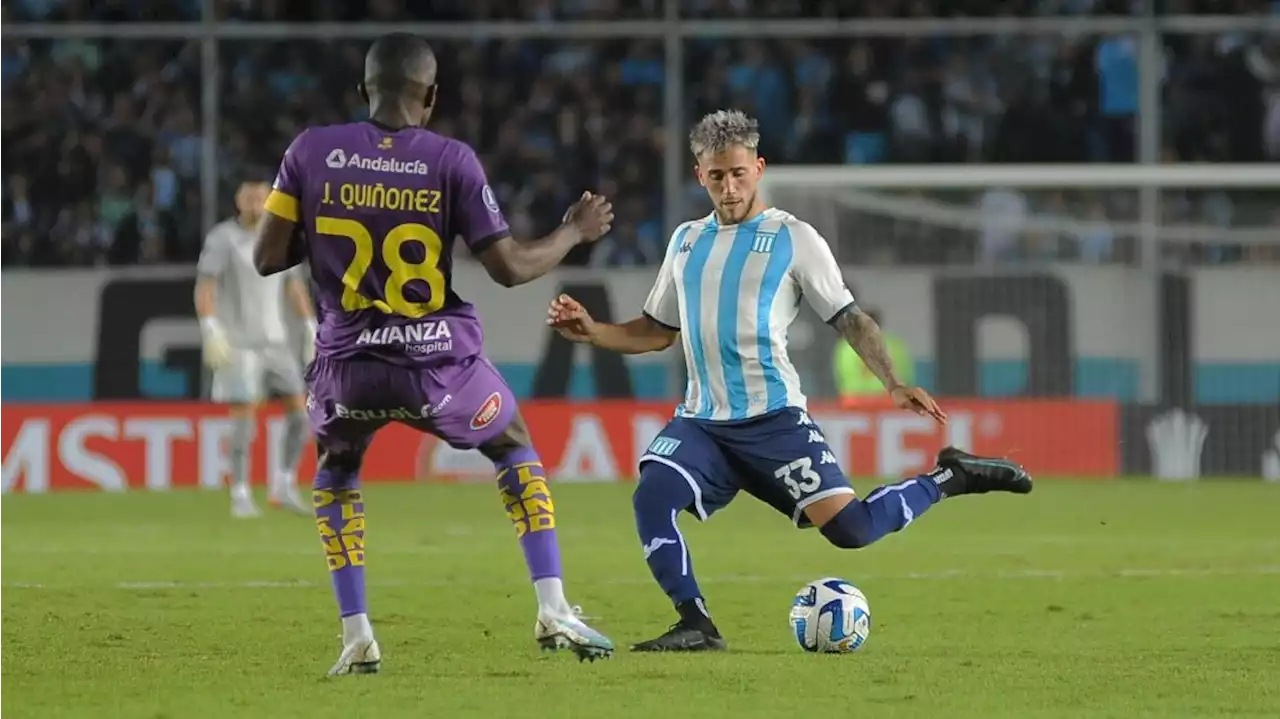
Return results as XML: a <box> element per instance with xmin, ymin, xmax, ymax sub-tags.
<box><xmin>482</xmin><ymin>185</ymin><xmax>501</xmax><ymax>214</ymax></box>
<box><xmin>324</xmin><ymin>147</ymin><xmax>429</xmax><ymax>175</ymax></box>
<box><xmin>751</xmin><ymin>230</ymin><xmax>777</xmax><ymax>253</ymax></box>
<box><xmin>678</xmin><ymin>241</ymin><xmax>693</xmax><ymax>254</ymax></box>
<box><xmin>470</xmin><ymin>392</ymin><xmax>503</xmax><ymax>431</ymax></box>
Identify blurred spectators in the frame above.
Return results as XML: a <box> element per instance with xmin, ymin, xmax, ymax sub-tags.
<box><xmin>3</xmin><ymin>0</ymin><xmax>1277</xmax><ymax>269</ymax></box>
<box><xmin>216</xmin><ymin>37</ymin><xmax>665</xmax><ymax>268</ymax></box>
<box><xmin>2</xmin><ymin>35</ymin><xmax>202</xmax><ymax>266</ymax></box>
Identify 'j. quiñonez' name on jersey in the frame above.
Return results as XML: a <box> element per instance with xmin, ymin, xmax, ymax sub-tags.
<box><xmin>355</xmin><ymin>320</ymin><xmax>453</xmax><ymax>355</ymax></box>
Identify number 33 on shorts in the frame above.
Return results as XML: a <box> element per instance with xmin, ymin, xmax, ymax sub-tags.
<box><xmin>775</xmin><ymin>457</ymin><xmax>824</xmax><ymax>500</ymax></box>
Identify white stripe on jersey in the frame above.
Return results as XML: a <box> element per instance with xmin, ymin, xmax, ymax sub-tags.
<box><xmin>643</xmin><ymin>208</ymin><xmax>856</xmax><ymax>422</ymax></box>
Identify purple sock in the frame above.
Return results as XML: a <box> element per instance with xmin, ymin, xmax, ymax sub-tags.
<box><xmin>313</xmin><ymin>468</ymin><xmax>367</xmax><ymax>617</ymax></box>
<box><xmin>495</xmin><ymin>447</ymin><xmax>563</xmax><ymax>581</ymax></box>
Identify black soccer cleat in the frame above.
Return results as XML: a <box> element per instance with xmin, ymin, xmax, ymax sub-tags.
<box><xmin>631</xmin><ymin>621</ymin><xmax>728</xmax><ymax>653</ymax></box>
<box><xmin>935</xmin><ymin>446</ymin><xmax>1033</xmax><ymax>497</ymax></box>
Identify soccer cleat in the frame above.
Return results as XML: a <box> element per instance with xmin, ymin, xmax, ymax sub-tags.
<box><xmin>230</xmin><ymin>486</ymin><xmax>262</xmax><ymax>518</ymax></box>
<box><xmin>631</xmin><ymin>620</ymin><xmax>728</xmax><ymax>653</ymax></box>
<box><xmin>327</xmin><ymin>637</ymin><xmax>381</xmax><ymax>676</ymax></box>
<box><xmin>935</xmin><ymin>446</ymin><xmax>1033</xmax><ymax>497</ymax></box>
<box><xmin>268</xmin><ymin>478</ymin><xmax>311</xmax><ymax>516</ymax></box>
<box><xmin>535</xmin><ymin>609</ymin><xmax>614</xmax><ymax>662</ymax></box>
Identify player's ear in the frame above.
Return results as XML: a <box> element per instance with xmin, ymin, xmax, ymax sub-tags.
<box><xmin>357</xmin><ymin>81</ymin><xmax>369</xmax><ymax>104</ymax></box>
<box><xmin>424</xmin><ymin>84</ymin><xmax>438</xmax><ymax>109</ymax></box>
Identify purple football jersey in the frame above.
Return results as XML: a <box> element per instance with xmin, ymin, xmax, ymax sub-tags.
<box><xmin>271</xmin><ymin>122</ymin><xmax>509</xmax><ymax>368</ymax></box>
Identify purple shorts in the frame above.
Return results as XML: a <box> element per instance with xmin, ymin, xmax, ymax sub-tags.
<box><xmin>304</xmin><ymin>354</ymin><xmax>518</xmax><ymax>456</ymax></box>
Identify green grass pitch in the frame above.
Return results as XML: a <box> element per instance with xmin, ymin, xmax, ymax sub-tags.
<box><xmin>3</xmin><ymin>480</ymin><xmax>1279</xmax><ymax>718</ymax></box>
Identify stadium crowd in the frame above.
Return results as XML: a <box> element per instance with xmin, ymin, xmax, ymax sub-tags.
<box><xmin>3</xmin><ymin>0</ymin><xmax>1278</xmax><ymax>268</ymax></box>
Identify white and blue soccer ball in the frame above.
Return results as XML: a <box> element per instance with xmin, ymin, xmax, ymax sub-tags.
<box><xmin>789</xmin><ymin>577</ymin><xmax>871</xmax><ymax>653</ymax></box>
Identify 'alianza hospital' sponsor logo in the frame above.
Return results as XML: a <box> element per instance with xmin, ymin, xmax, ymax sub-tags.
<box><xmin>355</xmin><ymin>320</ymin><xmax>453</xmax><ymax>355</ymax></box>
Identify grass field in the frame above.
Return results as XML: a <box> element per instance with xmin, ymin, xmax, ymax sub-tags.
<box><xmin>3</xmin><ymin>480</ymin><xmax>1279</xmax><ymax>719</ymax></box>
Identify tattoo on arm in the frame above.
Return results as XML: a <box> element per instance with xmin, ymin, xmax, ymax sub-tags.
<box><xmin>834</xmin><ymin>309</ymin><xmax>901</xmax><ymax>391</ymax></box>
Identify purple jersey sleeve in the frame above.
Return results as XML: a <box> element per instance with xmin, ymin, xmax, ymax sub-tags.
<box><xmin>449</xmin><ymin>143</ymin><xmax>510</xmax><ymax>255</ymax></box>
<box><xmin>264</xmin><ymin>130</ymin><xmax>309</xmax><ymax>222</ymax></box>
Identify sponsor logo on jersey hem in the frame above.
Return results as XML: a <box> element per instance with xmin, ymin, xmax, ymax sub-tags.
<box><xmin>470</xmin><ymin>392</ymin><xmax>502</xmax><ymax>431</ymax></box>
<box><xmin>355</xmin><ymin>320</ymin><xmax>454</xmax><ymax>355</ymax></box>
<box><xmin>326</xmin><ymin>148</ymin><xmax>428</xmax><ymax>175</ymax></box>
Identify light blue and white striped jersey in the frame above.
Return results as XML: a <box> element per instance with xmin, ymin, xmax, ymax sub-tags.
<box><xmin>643</xmin><ymin>208</ymin><xmax>856</xmax><ymax>421</ymax></box>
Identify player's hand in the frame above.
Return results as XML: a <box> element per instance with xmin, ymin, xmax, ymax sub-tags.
<box><xmin>889</xmin><ymin>385</ymin><xmax>947</xmax><ymax>425</ymax></box>
<box><xmin>546</xmin><ymin>293</ymin><xmax>596</xmax><ymax>343</ymax></box>
<box><xmin>201</xmin><ymin>324</ymin><xmax>233</xmax><ymax>370</ymax></box>
<box><xmin>563</xmin><ymin>191</ymin><xmax>613</xmax><ymax>242</ymax></box>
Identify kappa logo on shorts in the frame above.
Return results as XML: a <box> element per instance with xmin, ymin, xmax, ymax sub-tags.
<box><xmin>469</xmin><ymin>392</ymin><xmax>502</xmax><ymax>431</ymax></box>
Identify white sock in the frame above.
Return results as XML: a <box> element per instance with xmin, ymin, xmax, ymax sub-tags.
<box><xmin>533</xmin><ymin>577</ymin><xmax>573</xmax><ymax>617</ymax></box>
<box><xmin>271</xmin><ymin>470</ymin><xmax>295</xmax><ymax>493</ymax></box>
<box><xmin>342</xmin><ymin>613</ymin><xmax>374</xmax><ymax>644</ymax></box>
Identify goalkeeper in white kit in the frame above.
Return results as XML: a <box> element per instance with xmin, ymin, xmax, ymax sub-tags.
<box><xmin>195</xmin><ymin>178</ymin><xmax>315</xmax><ymax>517</ymax></box>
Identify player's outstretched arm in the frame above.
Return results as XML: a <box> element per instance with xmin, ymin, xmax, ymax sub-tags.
<box><xmin>546</xmin><ymin>294</ymin><xmax>677</xmax><ymax>355</ymax></box>
<box><xmin>832</xmin><ymin>309</ymin><xmax>901</xmax><ymax>392</ymax></box>
<box><xmin>833</xmin><ymin>308</ymin><xmax>946</xmax><ymax>424</ymax></box>
<box><xmin>790</xmin><ymin>219</ymin><xmax>945</xmax><ymax>423</ymax></box>
<box><xmin>476</xmin><ymin>192</ymin><xmax>613</xmax><ymax>288</ymax></box>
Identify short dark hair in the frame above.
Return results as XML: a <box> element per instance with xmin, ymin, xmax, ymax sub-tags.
<box><xmin>364</xmin><ymin>33</ymin><xmax>437</xmax><ymax>94</ymax></box>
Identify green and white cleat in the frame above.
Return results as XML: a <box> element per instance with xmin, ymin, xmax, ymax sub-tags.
<box><xmin>535</xmin><ymin>608</ymin><xmax>614</xmax><ymax>662</ymax></box>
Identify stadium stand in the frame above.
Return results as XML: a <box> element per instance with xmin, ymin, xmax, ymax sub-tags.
<box><xmin>3</xmin><ymin>0</ymin><xmax>1277</xmax><ymax>268</ymax></box>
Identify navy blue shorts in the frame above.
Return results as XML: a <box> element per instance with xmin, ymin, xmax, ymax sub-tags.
<box><xmin>638</xmin><ymin>407</ymin><xmax>855</xmax><ymax>528</ymax></box>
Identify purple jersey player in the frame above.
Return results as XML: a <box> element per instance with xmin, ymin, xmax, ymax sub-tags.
<box><xmin>252</xmin><ymin>34</ymin><xmax>616</xmax><ymax>674</ymax></box>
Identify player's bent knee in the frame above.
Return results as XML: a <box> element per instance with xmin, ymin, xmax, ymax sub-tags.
<box><xmin>634</xmin><ymin>461</ymin><xmax>695</xmax><ymax>513</ymax></box>
<box><xmin>317</xmin><ymin>447</ymin><xmax>364</xmax><ymax>482</ymax></box>
<box><xmin>477</xmin><ymin>415</ymin><xmax>531</xmax><ymax>462</ymax></box>
<box><xmin>818</xmin><ymin>500</ymin><xmax>874</xmax><ymax>549</ymax></box>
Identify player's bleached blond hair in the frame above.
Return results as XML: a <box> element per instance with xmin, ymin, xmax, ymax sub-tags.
<box><xmin>688</xmin><ymin>109</ymin><xmax>760</xmax><ymax>158</ymax></box>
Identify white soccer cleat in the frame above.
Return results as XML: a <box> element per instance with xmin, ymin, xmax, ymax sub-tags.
<box><xmin>327</xmin><ymin>637</ymin><xmax>381</xmax><ymax>676</ymax></box>
<box><xmin>230</xmin><ymin>485</ymin><xmax>261</xmax><ymax>519</ymax></box>
<box><xmin>535</xmin><ymin>606</ymin><xmax>614</xmax><ymax>662</ymax></box>
<box><xmin>268</xmin><ymin>475</ymin><xmax>311</xmax><ymax>515</ymax></box>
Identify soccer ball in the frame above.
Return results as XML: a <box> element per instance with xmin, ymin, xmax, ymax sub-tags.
<box><xmin>789</xmin><ymin>577</ymin><xmax>871</xmax><ymax>653</ymax></box>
